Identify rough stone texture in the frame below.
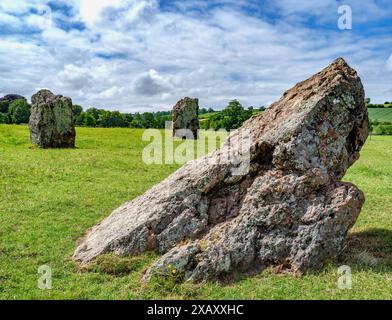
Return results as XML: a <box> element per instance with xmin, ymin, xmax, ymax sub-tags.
<box><xmin>73</xmin><ymin>58</ymin><xmax>368</xmax><ymax>281</ymax></box>
<box><xmin>172</xmin><ymin>97</ymin><xmax>199</xmax><ymax>139</ymax></box>
<box><xmin>29</xmin><ymin>90</ymin><xmax>75</xmax><ymax>148</ymax></box>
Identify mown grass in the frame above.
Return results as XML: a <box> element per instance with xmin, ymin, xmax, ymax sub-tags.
<box><xmin>0</xmin><ymin>124</ymin><xmax>391</xmax><ymax>299</ymax></box>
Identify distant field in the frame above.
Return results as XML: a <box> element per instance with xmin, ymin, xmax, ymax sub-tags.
<box><xmin>201</xmin><ymin>108</ymin><xmax>392</xmax><ymax>123</ymax></box>
<box><xmin>201</xmin><ymin>108</ymin><xmax>392</xmax><ymax>122</ymax></box>
<box><xmin>0</xmin><ymin>125</ymin><xmax>391</xmax><ymax>299</ymax></box>
<box><xmin>201</xmin><ymin>107</ymin><xmax>392</xmax><ymax>124</ymax></box>
<box><xmin>199</xmin><ymin>112</ymin><xmax>218</xmax><ymax>119</ymax></box>
<box><xmin>368</xmin><ymin>108</ymin><xmax>392</xmax><ymax>122</ymax></box>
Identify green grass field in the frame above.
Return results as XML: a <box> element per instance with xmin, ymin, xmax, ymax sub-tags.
<box><xmin>199</xmin><ymin>112</ymin><xmax>219</xmax><ymax>119</ymax></box>
<box><xmin>201</xmin><ymin>108</ymin><xmax>390</xmax><ymax>123</ymax></box>
<box><xmin>0</xmin><ymin>125</ymin><xmax>391</xmax><ymax>299</ymax></box>
<box><xmin>368</xmin><ymin>108</ymin><xmax>392</xmax><ymax>122</ymax></box>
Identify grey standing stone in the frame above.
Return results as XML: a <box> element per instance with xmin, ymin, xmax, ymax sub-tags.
<box><xmin>73</xmin><ymin>58</ymin><xmax>368</xmax><ymax>282</ymax></box>
<box><xmin>29</xmin><ymin>90</ymin><xmax>75</xmax><ymax>148</ymax></box>
<box><xmin>172</xmin><ymin>97</ymin><xmax>199</xmax><ymax>139</ymax></box>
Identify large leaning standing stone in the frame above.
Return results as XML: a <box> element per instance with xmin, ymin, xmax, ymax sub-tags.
<box><xmin>172</xmin><ymin>97</ymin><xmax>199</xmax><ymax>139</ymax></box>
<box><xmin>29</xmin><ymin>90</ymin><xmax>75</xmax><ymax>148</ymax></box>
<box><xmin>73</xmin><ymin>58</ymin><xmax>368</xmax><ymax>281</ymax></box>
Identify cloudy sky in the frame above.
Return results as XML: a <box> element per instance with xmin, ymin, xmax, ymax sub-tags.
<box><xmin>0</xmin><ymin>0</ymin><xmax>391</xmax><ymax>112</ymax></box>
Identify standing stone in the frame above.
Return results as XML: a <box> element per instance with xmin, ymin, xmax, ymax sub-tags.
<box><xmin>29</xmin><ymin>90</ymin><xmax>75</xmax><ymax>148</ymax></box>
<box><xmin>172</xmin><ymin>97</ymin><xmax>199</xmax><ymax>139</ymax></box>
<box><xmin>73</xmin><ymin>58</ymin><xmax>368</xmax><ymax>282</ymax></box>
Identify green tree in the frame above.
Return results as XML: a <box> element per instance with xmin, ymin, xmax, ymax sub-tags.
<box><xmin>221</xmin><ymin>100</ymin><xmax>252</xmax><ymax>130</ymax></box>
<box><xmin>374</xmin><ymin>124</ymin><xmax>392</xmax><ymax>135</ymax></box>
<box><xmin>73</xmin><ymin>104</ymin><xmax>83</xmax><ymax>121</ymax></box>
<box><xmin>130</xmin><ymin>113</ymin><xmax>143</xmax><ymax>128</ymax></box>
<box><xmin>200</xmin><ymin>100</ymin><xmax>253</xmax><ymax>130</ymax></box>
<box><xmin>154</xmin><ymin>113</ymin><xmax>164</xmax><ymax>129</ymax></box>
<box><xmin>141</xmin><ymin>112</ymin><xmax>156</xmax><ymax>128</ymax></box>
<box><xmin>75</xmin><ymin>112</ymin><xmax>86</xmax><ymax>126</ymax></box>
<box><xmin>0</xmin><ymin>113</ymin><xmax>9</xmax><ymax>124</ymax></box>
<box><xmin>8</xmin><ymin>99</ymin><xmax>31</xmax><ymax>124</ymax></box>
<box><xmin>86</xmin><ymin>108</ymin><xmax>101</xmax><ymax>121</ymax></box>
<box><xmin>368</xmin><ymin>121</ymin><xmax>374</xmax><ymax>134</ymax></box>
<box><xmin>209</xmin><ymin>113</ymin><xmax>223</xmax><ymax>130</ymax></box>
<box><xmin>0</xmin><ymin>100</ymin><xmax>9</xmax><ymax>113</ymax></box>
<box><xmin>98</xmin><ymin>111</ymin><xmax>128</xmax><ymax>127</ymax></box>
<box><xmin>123</xmin><ymin>113</ymin><xmax>134</xmax><ymax>125</ymax></box>
<box><xmin>84</xmin><ymin>113</ymin><xmax>96</xmax><ymax>127</ymax></box>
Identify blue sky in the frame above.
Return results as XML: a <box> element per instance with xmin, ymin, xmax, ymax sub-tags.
<box><xmin>0</xmin><ymin>0</ymin><xmax>391</xmax><ymax>111</ymax></box>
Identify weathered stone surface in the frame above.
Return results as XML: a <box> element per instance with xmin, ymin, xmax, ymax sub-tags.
<box><xmin>29</xmin><ymin>90</ymin><xmax>75</xmax><ymax>148</ymax></box>
<box><xmin>73</xmin><ymin>58</ymin><xmax>368</xmax><ymax>281</ymax></box>
<box><xmin>172</xmin><ymin>97</ymin><xmax>199</xmax><ymax>139</ymax></box>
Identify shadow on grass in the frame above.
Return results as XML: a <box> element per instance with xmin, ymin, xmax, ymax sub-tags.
<box><xmin>219</xmin><ymin>228</ymin><xmax>392</xmax><ymax>285</ymax></box>
<box><xmin>339</xmin><ymin>228</ymin><xmax>392</xmax><ymax>272</ymax></box>
<box><xmin>77</xmin><ymin>228</ymin><xmax>392</xmax><ymax>294</ymax></box>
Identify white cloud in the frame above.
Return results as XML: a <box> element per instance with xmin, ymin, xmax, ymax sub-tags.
<box><xmin>387</xmin><ymin>54</ymin><xmax>392</xmax><ymax>71</ymax></box>
<box><xmin>124</xmin><ymin>0</ymin><xmax>157</xmax><ymax>23</ymax></box>
<box><xmin>0</xmin><ymin>0</ymin><xmax>32</xmax><ymax>14</ymax></box>
<box><xmin>0</xmin><ymin>0</ymin><xmax>391</xmax><ymax>110</ymax></box>
<box><xmin>0</xmin><ymin>12</ymin><xmax>20</xmax><ymax>25</ymax></box>
<box><xmin>133</xmin><ymin>69</ymin><xmax>171</xmax><ymax>96</ymax></box>
<box><xmin>78</xmin><ymin>0</ymin><xmax>157</xmax><ymax>28</ymax></box>
<box><xmin>57</xmin><ymin>65</ymin><xmax>93</xmax><ymax>90</ymax></box>
<box><xmin>98</xmin><ymin>86</ymin><xmax>125</xmax><ymax>99</ymax></box>
<box><xmin>79</xmin><ymin>0</ymin><xmax>124</xmax><ymax>25</ymax></box>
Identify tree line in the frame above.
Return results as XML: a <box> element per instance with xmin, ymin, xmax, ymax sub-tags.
<box><xmin>365</xmin><ymin>98</ymin><xmax>392</xmax><ymax>108</ymax></box>
<box><xmin>0</xmin><ymin>95</ymin><xmax>264</xmax><ymax>130</ymax></box>
<box><xmin>369</xmin><ymin>120</ymin><xmax>392</xmax><ymax>135</ymax></box>
<box><xmin>74</xmin><ymin>106</ymin><xmax>172</xmax><ymax>128</ymax></box>
<box><xmin>3</xmin><ymin>95</ymin><xmax>392</xmax><ymax>135</ymax></box>
<box><xmin>200</xmin><ymin>100</ymin><xmax>263</xmax><ymax>130</ymax></box>
<box><xmin>365</xmin><ymin>98</ymin><xmax>392</xmax><ymax>135</ymax></box>
<box><xmin>73</xmin><ymin>100</ymin><xmax>263</xmax><ymax>130</ymax></box>
<box><xmin>0</xmin><ymin>97</ymin><xmax>31</xmax><ymax>124</ymax></box>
